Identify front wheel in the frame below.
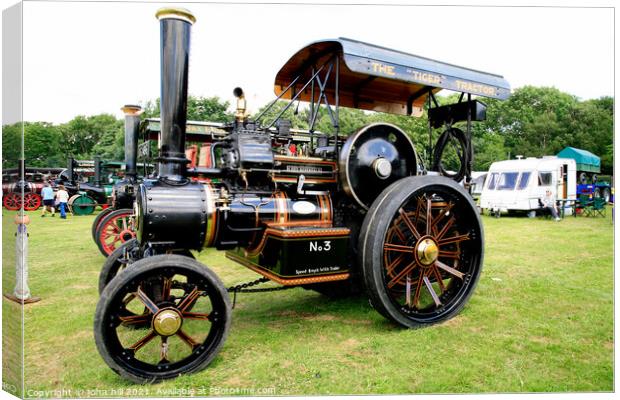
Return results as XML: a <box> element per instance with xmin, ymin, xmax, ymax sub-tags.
<box><xmin>94</xmin><ymin>255</ymin><xmax>232</xmax><ymax>383</ymax></box>
<box><xmin>98</xmin><ymin>240</ymin><xmax>195</xmax><ymax>295</ymax></box>
<box><xmin>359</xmin><ymin>176</ymin><xmax>483</xmax><ymax>328</ymax></box>
<box><xmin>98</xmin><ymin>239</ymin><xmax>140</xmax><ymax>295</ymax></box>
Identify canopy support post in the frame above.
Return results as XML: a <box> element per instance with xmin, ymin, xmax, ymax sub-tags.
<box><xmin>309</xmin><ymin>66</ymin><xmax>315</xmax><ymax>152</ymax></box>
<box><xmin>334</xmin><ymin>56</ymin><xmax>340</xmax><ymax>164</ymax></box>
<box><xmin>465</xmin><ymin>92</ymin><xmax>473</xmax><ymax>187</ymax></box>
<box><xmin>427</xmin><ymin>88</ymin><xmax>433</xmax><ymax>170</ymax></box>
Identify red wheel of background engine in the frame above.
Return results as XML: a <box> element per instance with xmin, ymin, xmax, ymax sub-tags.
<box><xmin>92</xmin><ymin>207</ymin><xmax>115</xmax><ymax>243</ymax></box>
<box><xmin>23</xmin><ymin>193</ymin><xmax>42</xmax><ymax>211</ymax></box>
<box><xmin>3</xmin><ymin>193</ymin><xmax>22</xmax><ymax>210</ymax></box>
<box><xmin>95</xmin><ymin>208</ymin><xmax>135</xmax><ymax>257</ymax></box>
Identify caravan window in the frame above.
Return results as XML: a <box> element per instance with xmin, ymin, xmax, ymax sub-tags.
<box><xmin>487</xmin><ymin>173</ymin><xmax>499</xmax><ymax>190</ymax></box>
<box><xmin>517</xmin><ymin>172</ymin><xmax>531</xmax><ymax>190</ymax></box>
<box><xmin>497</xmin><ymin>172</ymin><xmax>519</xmax><ymax>190</ymax></box>
<box><xmin>538</xmin><ymin>172</ymin><xmax>553</xmax><ymax>186</ymax></box>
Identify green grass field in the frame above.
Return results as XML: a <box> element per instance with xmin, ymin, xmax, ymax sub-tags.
<box><xmin>2</xmin><ymin>207</ymin><xmax>614</xmax><ymax>397</ymax></box>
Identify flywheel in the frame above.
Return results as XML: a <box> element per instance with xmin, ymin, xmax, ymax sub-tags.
<box><xmin>339</xmin><ymin>123</ymin><xmax>418</xmax><ymax>210</ymax></box>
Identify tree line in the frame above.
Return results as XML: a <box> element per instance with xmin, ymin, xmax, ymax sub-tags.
<box><xmin>2</xmin><ymin>86</ymin><xmax>613</xmax><ymax>174</ymax></box>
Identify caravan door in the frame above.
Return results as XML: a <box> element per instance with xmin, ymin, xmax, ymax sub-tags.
<box><xmin>558</xmin><ymin>164</ymin><xmax>567</xmax><ymax>200</ymax></box>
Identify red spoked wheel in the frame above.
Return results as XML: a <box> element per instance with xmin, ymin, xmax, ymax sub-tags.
<box><xmin>360</xmin><ymin>176</ymin><xmax>483</xmax><ymax>328</ymax></box>
<box><xmin>23</xmin><ymin>193</ymin><xmax>42</xmax><ymax>211</ymax></box>
<box><xmin>92</xmin><ymin>207</ymin><xmax>115</xmax><ymax>243</ymax></box>
<box><xmin>96</xmin><ymin>208</ymin><xmax>136</xmax><ymax>257</ymax></box>
<box><xmin>3</xmin><ymin>193</ymin><xmax>22</xmax><ymax>210</ymax></box>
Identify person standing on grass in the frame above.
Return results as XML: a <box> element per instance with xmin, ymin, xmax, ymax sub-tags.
<box><xmin>40</xmin><ymin>183</ymin><xmax>55</xmax><ymax>217</ymax></box>
<box><xmin>55</xmin><ymin>184</ymin><xmax>69</xmax><ymax>219</ymax></box>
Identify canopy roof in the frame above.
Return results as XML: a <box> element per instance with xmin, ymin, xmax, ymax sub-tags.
<box><xmin>556</xmin><ymin>147</ymin><xmax>600</xmax><ymax>173</ymax></box>
<box><xmin>274</xmin><ymin>38</ymin><xmax>511</xmax><ymax>116</ymax></box>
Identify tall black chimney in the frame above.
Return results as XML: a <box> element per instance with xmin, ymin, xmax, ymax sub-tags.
<box><xmin>155</xmin><ymin>8</ymin><xmax>195</xmax><ymax>182</ymax></box>
<box><xmin>121</xmin><ymin>104</ymin><xmax>142</xmax><ymax>181</ymax></box>
<box><xmin>94</xmin><ymin>155</ymin><xmax>102</xmax><ymax>187</ymax></box>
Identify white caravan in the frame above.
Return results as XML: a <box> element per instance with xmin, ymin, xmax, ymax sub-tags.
<box><xmin>479</xmin><ymin>156</ymin><xmax>576</xmax><ymax>216</ymax></box>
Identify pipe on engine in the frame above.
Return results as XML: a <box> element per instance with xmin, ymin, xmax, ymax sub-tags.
<box><xmin>121</xmin><ymin>104</ymin><xmax>142</xmax><ymax>181</ymax></box>
<box><xmin>155</xmin><ymin>8</ymin><xmax>196</xmax><ymax>182</ymax></box>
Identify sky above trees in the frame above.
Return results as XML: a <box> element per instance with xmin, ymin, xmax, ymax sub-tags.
<box><xmin>12</xmin><ymin>2</ymin><xmax>614</xmax><ymax>124</ymax></box>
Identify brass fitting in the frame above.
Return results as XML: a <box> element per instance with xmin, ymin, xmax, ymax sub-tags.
<box><xmin>233</xmin><ymin>87</ymin><xmax>247</xmax><ymax>122</ymax></box>
<box><xmin>155</xmin><ymin>7</ymin><xmax>196</xmax><ymax>24</ymax></box>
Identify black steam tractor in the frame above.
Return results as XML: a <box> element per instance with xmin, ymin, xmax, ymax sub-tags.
<box><xmin>94</xmin><ymin>8</ymin><xmax>510</xmax><ymax>383</ymax></box>
<box><xmin>91</xmin><ymin>105</ymin><xmax>144</xmax><ymax>257</ymax></box>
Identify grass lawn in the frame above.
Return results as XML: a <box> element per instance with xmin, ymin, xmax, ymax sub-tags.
<box><xmin>2</xmin><ymin>207</ymin><xmax>614</xmax><ymax>397</ymax></box>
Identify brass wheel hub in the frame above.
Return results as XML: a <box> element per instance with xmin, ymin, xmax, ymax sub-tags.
<box><xmin>415</xmin><ymin>237</ymin><xmax>439</xmax><ymax>267</ymax></box>
<box><xmin>153</xmin><ymin>308</ymin><xmax>182</xmax><ymax>336</ymax></box>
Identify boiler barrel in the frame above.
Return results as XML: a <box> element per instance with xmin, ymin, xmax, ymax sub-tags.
<box><xmin>214</xmin><ymin>191</ymin><xmax>333</xmax><ymax>249</ymax></box>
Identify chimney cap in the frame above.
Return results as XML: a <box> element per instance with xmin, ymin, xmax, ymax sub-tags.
<box><xmin>121</xmin><ymin>104</ymin><xmax>143</xmax><ymax>116</ymax></box>
<box><xmin>155</xmin><ymin>7</ymin><xmax>196</xmax><ymax>24</ymax></box>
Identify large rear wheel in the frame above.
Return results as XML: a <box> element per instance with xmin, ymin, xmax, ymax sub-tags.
<box><xmin>94</xmin><ymin>255</ymin><xmax>231</xmax><ymax>383</ymax></box>
<box><xmin>359</xmin><ymin>176</ymin><xmax>483</xmax><ymax>328</ymax></box>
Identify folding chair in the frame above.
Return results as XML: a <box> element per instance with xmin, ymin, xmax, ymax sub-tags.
<box><xmin>584</xmin><ymin>197</ymin><xmax>606</xmax><ymax>217</ymax></box>
<box><xmin>575</xmin><ymin>194</ymin><xmax>592</xmax><ymax>216</ymax></box>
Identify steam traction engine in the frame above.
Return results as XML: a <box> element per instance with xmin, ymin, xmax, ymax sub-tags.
<box><xmin>2</xmin><ymin>166</ymin><xmax>45</xmax><ymax>211</ymax></box>
<box><xmin>94</xmin><ymin>8</ymin><xmax>510</xmax><ymax>383</ymax></box>
<box><xmin>2</xmin><ymin>162</ymin><xmax>63</xmax><ymax>211</ymax></box>
<box><xmin>91</xmin><ymin>105</ymin><xmax>143</xmax><ymax>256</ymax></box>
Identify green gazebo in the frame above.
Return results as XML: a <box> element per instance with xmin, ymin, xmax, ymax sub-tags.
<box><xmin>556</xmin><ymin>147</ymin><xmax>600</xmax><ymax>173</ymax></box>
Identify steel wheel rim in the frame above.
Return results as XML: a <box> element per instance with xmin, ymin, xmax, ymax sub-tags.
<box><xmin>99</xmin><ymin>211</ymin><xmax>136</xmax><ymax>256</ymax></box>
<box><xmin>101</xmin><ymin>267</ymin><xmax>228</xmax><ymax>377</ymax></box>
<box><xmin>382</xmin><ymin>186</ymin><xmax>481</xmax><ymax>322</ymax></box>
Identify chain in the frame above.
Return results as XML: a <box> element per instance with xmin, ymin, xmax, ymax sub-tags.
<box><xmin>226</xmin><ymin>277</ymin><xmax>270</xmax><ymax>292</ymax></box>
<box><xmin>227</xmin><ymin>277</ymin><xmax>294</xmax><ymax>308</ymax></box>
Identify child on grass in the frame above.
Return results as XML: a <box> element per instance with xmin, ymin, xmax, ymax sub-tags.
<box><xmin>56</xmin><ymin>184</ymin><xmax>69</xmax><ymax>219</ymax></box>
